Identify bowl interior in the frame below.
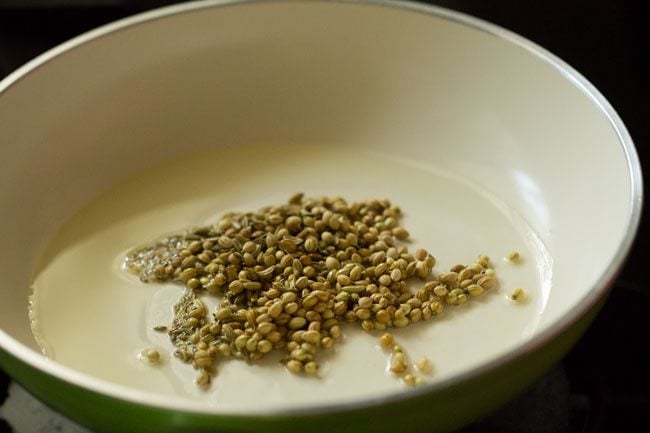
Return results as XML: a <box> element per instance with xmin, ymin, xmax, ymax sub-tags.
<box><xmin>0</xmin><ymin>0</ymin><xmax>636</xmax><ymax>412</ymax></box>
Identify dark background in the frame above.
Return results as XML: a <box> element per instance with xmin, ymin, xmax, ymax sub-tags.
<box><xmin>0</xmin><ymin>1</ymin><xmax>648</xmax><ymax>432</ymax></box>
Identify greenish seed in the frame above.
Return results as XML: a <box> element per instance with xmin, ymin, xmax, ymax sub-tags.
<box><xmin>341</xmin><ymin>285</ymin><xmax>366</xmax><ymax>293</ymax></box>
<box><xmin>286</xmin><ymin>360</ymin><xmax>303</xmax><ymax>374</ymax></box>
<box><xmin>178</xmin><ymin>268</ymin><xmax>198</xmax><ymax>282</ymax></box>
<box><xmin>288</xmin><ymin>317</ymin><xmax>307</xmax><ymax>330</ymax></box>
<box><xmin>467</xmin><ymin>284</ymin><xmax>485</xmax><ymax>297</ymax></box>
<box><xmin>304</xmin><ymin>361</ymin><xmax>319</xmax><ymax>375</ymax></box>
<box><xmin>142</xmin><ymin>348</ymin><xmax>160</xmax><ymax>363</ymax></box>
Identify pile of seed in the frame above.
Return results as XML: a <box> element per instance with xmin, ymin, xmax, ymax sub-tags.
<box><xmin>125</xmin><ymin>194</ymin><xmax>497</xmax><ymax>387</ymax></box>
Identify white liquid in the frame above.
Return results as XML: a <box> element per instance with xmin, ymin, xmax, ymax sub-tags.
<box><xmin>29</xmin><ymin>144</ymin><xmax>549</xmax><ymax>412</ymax></box>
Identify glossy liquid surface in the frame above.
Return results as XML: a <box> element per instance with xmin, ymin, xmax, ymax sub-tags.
<box><xmin>29</xmin><ymin>144</ymin><xmax>549</xmax><ymax>411</ymax></box>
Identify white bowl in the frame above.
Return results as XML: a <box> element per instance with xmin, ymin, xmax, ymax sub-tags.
<box><xmin>0</xmin><ymin>1</ymin><xmax>641</xmax><ymax>432</ymax></box>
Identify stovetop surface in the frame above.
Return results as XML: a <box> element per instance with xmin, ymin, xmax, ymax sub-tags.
<box><xmin>1</xmin><ymin>1</ymin><xmax>648</xmax><ymax>432</ymax></box>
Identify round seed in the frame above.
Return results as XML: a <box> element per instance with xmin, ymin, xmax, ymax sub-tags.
<box><xmin>325</xmin><ymin>256</ymin><xmax>340</xmax><ymax>270</ymax></box>
<box><xmin>467</xmin><ymin>284</ymin><xmax>485</xmax><ymax>297</ymax></box>
<box><xmin>415</xmin><ymin>356</ymin><xmax>432</xmax><ymax>374</ymax></box>
<box><xmin>403</xmin><ymin>373</ymin><xmax>416</xmax><ymax>386</ymax></box>
<box><xmin>390</xmin><ymin>360</ymin><xmax>408</xmax><ymax>374</ymax></box>
<box><xmin>304</xmin><ymin>361</ymin><xmax>319</xmax><ymax>375</ymax></box>
<box><xmin>392</xmin><ymin>227</ymin><xmax>410</xmax><ymax>240</ymax></box>
<box><xmin>358</xmin><ymin>297</ymin><xmax>372</xmax><ymax>309</ymax></box>
<box><xmin>257</xmin><ymin>322</ymin><xmax>275</xmax><ymax>335</ymax></box>
<box><xmin>375</xmin><ymin>309</ymin><xmax>390</xmax><ymax>323</ymax></box>
<box><xmin>415</xmin><ymin>248</ymin><xmax>428</xmax><ymax>261</ymax></box>
<box><xmin>379</xmin><ymin>333</ymin><xmax>394</xmax><ymax>348</ymax></box>
<box><xmin>257</xmin><ymin>339</ymin><xmax>272</xmax><ymax>353</ymax></box>
<box><xmin>142</xmin><ymin>348</ymin><xmax>160</xmax><ymax>364</ymax></box>
<box><xmin>478</xmin><ymin>275</ymin><xmax>497</xmax><ymax>290</ymax></box>
<box><xmin>286</xmin><ymin>360</ymin><xmax>303</xmax><ymax>374</ymax></box>
<box><xmin>329</xmin><ymin>325</ymin><xmax>342</xmax><ymax>339</ymax></box>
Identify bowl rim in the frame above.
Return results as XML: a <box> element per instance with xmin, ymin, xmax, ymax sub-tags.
<box><xmin>0</xmin><ymin>0</ymin><xmax>643</xmax><ymax>417</ymax></box>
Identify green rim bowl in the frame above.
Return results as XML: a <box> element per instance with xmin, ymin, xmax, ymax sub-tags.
<box><xmin>0</xmin><ymin>1</ymin><xmax>642</xmax><ymax>432</ymax></box>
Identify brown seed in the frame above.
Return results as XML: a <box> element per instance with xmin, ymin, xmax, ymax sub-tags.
<box><xmin>415</xmin><ymin>248</ymin><xmax>428</xmax><ymax>261</ymax></box>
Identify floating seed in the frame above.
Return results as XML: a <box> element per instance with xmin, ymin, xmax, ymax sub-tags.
<box><xmin>403</xmin><ymin>374</ymin><xmax>416</xmax><ymax>386</ymax></box>
<box><xmin>142</xmin><ymin>348</ymin><xmax>160</xmax><ymax>364</ymax></box>
<box><xmin>380</xmin><ymin>333</ymin><xmax>394</xmax><ymax>348</ymax></box>
<box><xmin>507</xmin><ymin>251</ymin><xmax>520</xmax><ymax>262</ymax></box>
<box><xmin>510</xmin><ymin>288</ymin><xmax>527</xmax><ymax>303</ymax></box>
<box><xmin>415</xmin><ymin>356</ymin><xmax>432</xmax><ymax>374</ymax></box>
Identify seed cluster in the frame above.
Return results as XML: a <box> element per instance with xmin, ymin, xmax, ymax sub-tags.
<box><xmin>380</xmin><ymin>333</ymin><xmax>430</xmax><ymax>386</ymax></box>
<box><xmin>125</xmin><ymin>194</ymin><xmax>497</xmax><ymax>386</ymax></box>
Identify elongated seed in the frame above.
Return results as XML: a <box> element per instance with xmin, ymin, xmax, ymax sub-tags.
<box><xmin>288</xmin><ymin>317</ymin><xmax>307</xmax><ymax>330</ymax></box>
